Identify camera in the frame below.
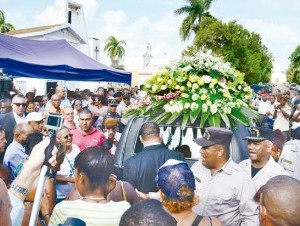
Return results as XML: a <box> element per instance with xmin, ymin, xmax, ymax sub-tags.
<box><xmin>45</xmin><ymin>113</ymin><xmax>64</xmax><ymax>132</ymax></box>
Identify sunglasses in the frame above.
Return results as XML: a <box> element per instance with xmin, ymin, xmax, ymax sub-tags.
<box><xmin>63</xmin><ymin>134</ymin><xmax>73</xmax><ymax>139</ymax></box>
<box><xmin>13</xmin><ymin>103</ymin><xmax>26</xmax><ymax>107</ymax></box>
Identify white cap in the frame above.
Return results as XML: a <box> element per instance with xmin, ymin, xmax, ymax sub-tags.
<box><xmin>25</xmin><ymin>112</ymin><xmax>44</xmax><ymax>122</ymax></box>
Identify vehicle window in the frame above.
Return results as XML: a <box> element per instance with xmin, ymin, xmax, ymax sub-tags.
<box><xmin>133</xmin><ymin>135</ymin><xmax>144</xmax><ymax>155</ymax></box>
<box><xmin>160</xmin><ymin>126</ymin><xmax>202</xmax><ymax>159</ymax></box>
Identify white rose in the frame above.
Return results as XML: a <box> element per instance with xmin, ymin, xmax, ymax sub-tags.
<box><xmin>202</xmin><ymin>75</ymin><xmax>212</xmax><ymax>83</ymax></box>
<box><xmin>191</xmin><ymin>102</ymin><xmax>199</xmax><ymax>111</ymax></box>
<box><xmin>152</xmin><ymin>85</ymin><xmax>158</xmax><ymax>92</ymax></box>
<box><xmin>184</xmin><ymin>103</ymin><xmax>191</xmax><ymax>109</ymax></box>
<box><xmin>223</xmin><ymin>106</ymin><xmax>231</xmax><ymax>114</ymax></box>
<box><xmin>192</xmin><ymin>94</ymin><xmax>199</xmax><ymax>101</ymax></box>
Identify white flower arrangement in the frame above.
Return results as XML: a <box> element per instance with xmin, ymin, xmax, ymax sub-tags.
<box><xmin>125</xmin><ymin>49</ymin><xmax>256</xmax><ymax>129</ymax></box>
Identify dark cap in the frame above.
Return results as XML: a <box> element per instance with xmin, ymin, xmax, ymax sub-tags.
<box><xmin>155</xmin><ymin>159</ymin><xmax>195</xmax><ymax>199</ymax></box>
<box><xmin>113</xmin><ymin>91</ymin><xmax>123</xmax><ymax>98</ymax></box>
<box><xmin>108</xmin><ymin>98</ymin><xmax>118</xmax><ymax>106</ymax></box>
<box><xmin>123</xmin><ymin>94</ymin><xmax>130</xmax><ymax>99</ymax></box>
<box><xmin>194</xmin><ymin>127</ymin><xmax>233</xmax><ymax>147</ymax></box>
<box><xmin>243</xmin><ymin>127</ymin><xmax>273</xmax><ymax>142</ymax></box>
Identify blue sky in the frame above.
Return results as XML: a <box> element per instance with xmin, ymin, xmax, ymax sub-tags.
<box><xmin>1</xmin><ymin>0</ymin><xmax>300</xmax><ymax>82</ymax></box>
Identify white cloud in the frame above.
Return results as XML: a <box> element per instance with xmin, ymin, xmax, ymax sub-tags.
<box><xmin>243</xmin><ymin>19</ymin><xmax>300</xmax><ymax>72</ymax></box>
<box><xmin>96</xmin><ymin>10</ymin><xmax>190</xmax><ymax>64</ymax></box>
<box><xmin>101</xmin><ymin>10</ymin><xmax>128</xmax><ymax>26</ymax></box>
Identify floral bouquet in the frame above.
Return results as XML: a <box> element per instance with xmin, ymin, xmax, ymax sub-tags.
<box><xmin>125</xmin><ymin>50</ymin><xmax>257</xmax><ymax>130</ymax></box>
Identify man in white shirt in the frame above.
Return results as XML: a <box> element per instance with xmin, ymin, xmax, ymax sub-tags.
<box><xmin>257</xmin><ymin>91</ymin><xmax>271</xmax><ymax>127</ymax></box>
<box><xmin>191</xmin><ymin>127</ymin><xmax>259</xmax><ymax>226</ymax></box>
<box><xmin>239</xmin><ymin>127</ymin><xmax>288</xmax><ymax>190</ymax></box>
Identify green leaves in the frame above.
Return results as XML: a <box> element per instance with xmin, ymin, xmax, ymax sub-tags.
<box><xmin>155</xmin><ymin>112</ymin><xmax>172</xmax><ymax>124</ymax></box>
<box><xmin>181</xmin><ymin>111</ymin><xmax>190</xmax><ymax>130</ymax></box>
<box><xmin>200</xmin><ymin>111</ymin><xmax>209</xmax><ymax>127</ymax></box>
<box><xmin>208</xmin><ymin>112</ymin><xmax>221</xmax><ymax>127</ymax></box>
<box><xmin>229</xmin><ymin>108</ymin><xmax>249</xmax><ymax>126</ymax></box>
<box><xmin>190</xmin><ymin>104</ymin><xmax>202</xmax><ymax>124</ymax></box>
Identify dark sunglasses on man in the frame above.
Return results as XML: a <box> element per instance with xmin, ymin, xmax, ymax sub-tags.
<box><xmin>13</xmin><ymin>103</ymin><xmax>26</xmax><ymax>107</ymax></box>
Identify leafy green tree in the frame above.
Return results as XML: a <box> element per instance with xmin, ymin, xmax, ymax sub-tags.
<box><xmin>103</xmin><ymin>36</ymin><xmax>126</xmax><ymax>68</ymax></box>
<box><xmin>174</xmin><ymin>0</ymin><xmax>216</xmax><ymax>41</ymax></box>
<box><xmin>0</xmin><ymin>10</ymin><xmax>15</xmax><ymax>33</ymax></box>
<box><xmin>287</xmin><ymin>45</ymin><xmax>300</xmax><ymax>83</ymax></box>
<box><xmin>183</xmin><ymin>17</ymin><xmax>273</xmax><ymax>84</ymax></box>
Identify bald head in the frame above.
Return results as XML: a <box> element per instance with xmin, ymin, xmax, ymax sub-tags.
<box><xmin>260</xmin><ymin>175</ymin><xmax>300</xmax><ymax>226</ymax></box>
<box><xmin>13</xmin><ymin>123</ymin><xmax>34</xmax><ymax>145</ymax></box>
<box><xmin>55</xmin><ymin>86</ymin><xmax>66</xmax><ymax>98</ymax></box>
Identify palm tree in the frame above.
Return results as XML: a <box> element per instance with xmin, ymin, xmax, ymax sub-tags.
<box><xmin>0</xmin><ymin>10</ymin><xmax>15</xmax><ymax>33</ymax></box>
<box><xmin>103</xmin><ymin>36</ymin><xmax>126</xmax><ymax>68</ymax></box>
<box><xmin>174</xmin><ymin>0</ymin><xmax>216</xmax><ymax>41</ymax></box>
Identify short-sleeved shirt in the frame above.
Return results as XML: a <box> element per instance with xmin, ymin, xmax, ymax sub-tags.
<box><xmin>278</xmin><ymin>140</ymin><xmax>300</xmax><ymax>181</ymax></box>
<box><xmin>72</xmin><ymin>128</ymin><xmax>106</xmax><ymax>151</ymax></box>
<box><xmin>3</xmin><ymin>140</ymin><xmax>28</xmax><ymax>182</ymax></box>
<box><xmin>191</xmin><ymin>159</ymin><xmax>259</xmax><ymax>226</ymax></box>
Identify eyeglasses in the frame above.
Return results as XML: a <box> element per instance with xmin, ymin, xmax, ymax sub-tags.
<box><xmin>110</xmin><ymin>105</ymin><xmax>117</xmax><ymax>108</ymax></box>
<box><xmin>106</xmin><ymin>126</ymin><xmax>116</xmax><ymax>130</ymax></box>
<box><xmin>13</xmin><ymin>103</ymin><xmax>26</xmax><ymax>107</ymax></box>
<box><xmin>63</xmin><ymin>134</ymin><xmax>73</xmax><ymax>139</ymax></box>
<box><xmin>75</xmin><ymin>104</ymin><xmax>82</xmax><ymax>106</ymax></box>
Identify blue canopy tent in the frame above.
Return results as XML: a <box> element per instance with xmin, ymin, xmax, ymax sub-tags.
<box><xmin>0</xmin><ymin>33</ymin><xmax>131</xmax><ymax>84</ymax></box>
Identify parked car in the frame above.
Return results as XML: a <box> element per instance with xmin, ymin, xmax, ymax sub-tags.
<box><xmin>114</xmin><ymin>116</ymin><xmax>250</xmax><ymax>180</ymax></box>
<box><xmin>290</xmin><ymin>83</ymin><xmax>297</xmax><ymax>90</ymax></box>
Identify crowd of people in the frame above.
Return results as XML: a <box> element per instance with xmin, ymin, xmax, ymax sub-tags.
<box><xmin>0</xmin><ymin>83</ymin><xmax>299</xmax><ymax>226</ymax></box>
